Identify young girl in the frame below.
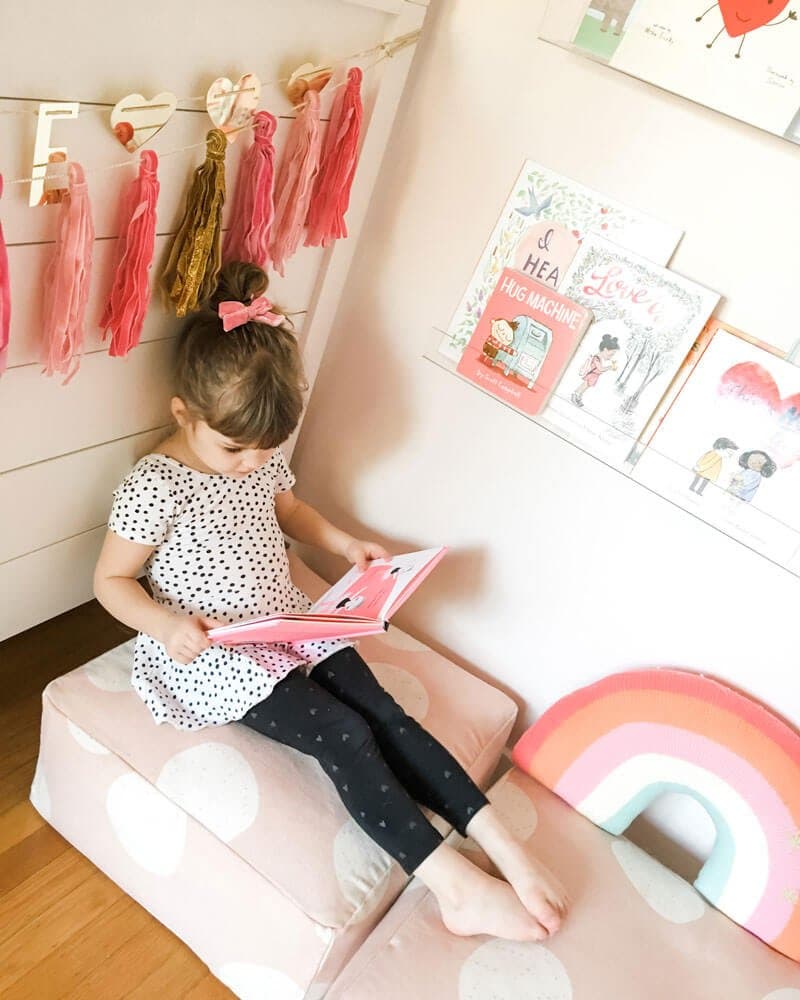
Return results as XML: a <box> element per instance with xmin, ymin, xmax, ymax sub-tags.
<box><xmin>571</xmin><ymin>333</ymin><xmax>619</xmax><ymax>407</ymax></box>
<box><xmin>94</xmin><ymin>262</ymin><xmax>568</xmax><ymax>943</ymax></box>
<box><xmin>727</xmin><ymin>449</ymin><xmax>777</xmax><ymax>503</ymax></box>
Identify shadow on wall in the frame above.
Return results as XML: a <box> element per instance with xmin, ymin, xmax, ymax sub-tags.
<box><xmin>293</xmin><ymin>0</ymin><xmax>458</xmax><ymax>518</ymax></box>
<box><xmin>294</xmin><ymin>297</ymin><xmax>511</xmax><ymax>708</ymax></box>
<box><xmin>293</xmin><ymin>0</ymin><xmax>521</xmax><ymax>710</ymax></box>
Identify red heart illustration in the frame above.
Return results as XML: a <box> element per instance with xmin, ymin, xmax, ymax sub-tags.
<box><xmin>720</xmin><ymin>362</ymin><xmax>800</xmax><ymax>466</ymax></box>
<box><xmin>718</xmin><ymin>0</ymin><xmax>790</xmax><ymax>37</ymax></box>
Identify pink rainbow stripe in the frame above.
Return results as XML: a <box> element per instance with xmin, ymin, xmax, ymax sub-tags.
<box><xmin>555</xmin><ymin>722</ymin><xmax>798</xmax><ymax>942</ymax></box>
<box><xmin>512</xmin><ymin>668</ymin><xmax>800</xmax><ymax>962</ymax></box>
<box><xmin>518</xmin><ymin>670</ymin><xmax>800</xmax><ymax>771</ymax></box>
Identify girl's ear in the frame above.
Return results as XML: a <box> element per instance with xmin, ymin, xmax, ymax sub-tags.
<box><xmin>171</xmin><ymin>396</ymin><xmax>189</xmax><ymax>427</ymax></box>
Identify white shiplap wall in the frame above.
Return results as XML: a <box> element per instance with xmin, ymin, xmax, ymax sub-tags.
<box><xmin>0</xmin><ymin>0</ymin><xmax>427</xmax><ymax>640</ymax></box>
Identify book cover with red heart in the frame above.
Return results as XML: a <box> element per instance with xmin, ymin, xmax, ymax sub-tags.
<box><xmin>455</xmin><ymin>267</ymin><xmax>593</xmax><ymax>417</ymax></box>
<box><xmin>632</xmin><ymin>326</ymin><xmax>800</xmax><ymax>568</ymax></box>
<box><xmin>605</xmin><ymin>0</ymin><xmax>800</xmax><ymax>139</ymax></box>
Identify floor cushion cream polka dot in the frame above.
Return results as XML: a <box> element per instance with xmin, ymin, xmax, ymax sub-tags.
<box><xmin>327</xmin><ymin>769</ymin><xmax>800</xmax><ymax>1000</ymax></box>
<box><xmin>30</xmin><ymin>552</ymin><xmax>517</xmax><ymax>999</ymax></box>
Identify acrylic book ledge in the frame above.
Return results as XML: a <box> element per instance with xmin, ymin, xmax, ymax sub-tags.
<box><xmin>425</xmin><ymin>326</ymin><xmax>800</xmax><ymax>583</ymax></box>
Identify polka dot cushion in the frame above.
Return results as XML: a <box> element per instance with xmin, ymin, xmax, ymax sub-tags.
<box><xmin>30</xmin><ymin>551</ymin><xmax>517</xmax><ymax>1000</ymax></box>
<box><xmin>327</xmin><ymin>769</ymin><xmax>800</xmax><ymax>1000</ymax></box>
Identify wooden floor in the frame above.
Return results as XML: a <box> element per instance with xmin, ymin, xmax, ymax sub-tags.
<box><xmin>0</xmin><ymin>600</ymin><xmax>234</xmax><ymax>999</ymax></box>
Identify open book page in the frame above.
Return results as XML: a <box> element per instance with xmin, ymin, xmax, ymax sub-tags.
<box><xmin>207</xmin><ymin>547</ymin><xmax>446</xmax><ymax>647</ymax></box>
<box><xmin>309</xmin><ymin>547</ymin><xmax>447</xmax><ymax>621</ymax></box>
<box><xmin>207</xmin><ymin>615</ymin><xmax>387</xmax><ymax>646</ymax></box>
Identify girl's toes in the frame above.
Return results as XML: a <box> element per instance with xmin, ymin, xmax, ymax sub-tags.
<box><xmin>536</xmin><ymin>898</ymin><xmax>563</xmax><ymax>935</ymax></box>
<box><xmin>528</xmin><ymin>920</ymin><xmax>550</xmax><ymax>943</ymax></box>
<box><xmin>518</xmin><ymin>887</ymin><xmax>563</xmax><ymax>935</ymax></box>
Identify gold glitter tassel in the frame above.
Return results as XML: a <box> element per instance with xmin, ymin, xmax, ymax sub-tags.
<box><xmin>162</xmin><ymin>129</ymin><xmax>227</xmax><ymax>316</ymax></box>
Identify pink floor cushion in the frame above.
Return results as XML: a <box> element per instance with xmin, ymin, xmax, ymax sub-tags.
<box><xmin>327</xmin><ymin>769</ymin><xmax>800</xmax><ymax>1000</ymax></box>
<box><xmin>30</xmin><ymin>551</ymin><xmax>517</xmax><ymax>1000</ymax></box>
<box><xmin>512</xmin><ymin>669</ymin><xmax>800</xmax><ymax>963</ymax></box>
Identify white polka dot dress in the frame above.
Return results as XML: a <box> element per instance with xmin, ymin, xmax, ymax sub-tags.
<box><xmin>108</xmin><ymin>450</ymin><xmax>349</xmax><ymax>730</ymax></box>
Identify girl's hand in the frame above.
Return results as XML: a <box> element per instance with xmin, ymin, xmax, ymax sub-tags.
<box><xmin>161</xmin><ymin>613</ymin><xmax>224</xmax><ymax>665</ymax></box>
<box><xmin>344</xmin><ymin>538</ymin><xmax>390</xmax><ymax>571</ymax></box>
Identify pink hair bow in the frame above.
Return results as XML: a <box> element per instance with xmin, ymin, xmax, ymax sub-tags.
<box><xmin>218</xmin><ymin>296</ymin><xmax>283</xmax><ymax>332</ymax></box>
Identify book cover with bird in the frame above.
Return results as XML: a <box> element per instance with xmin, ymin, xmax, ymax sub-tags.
<box><xmin>441</xmin><ymin>160</ymin><xmax>683</xmax><ymax>364</ymax></box>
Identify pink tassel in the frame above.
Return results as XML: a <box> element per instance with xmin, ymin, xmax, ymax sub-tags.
<box><xmin>0</xmin><ymin>176</ymin><xmax>9</xmax><ymax>377</ymax></box>
<box><xmin>223</xmin><ymin>111</ymin><xmax>277</xmax><ymax>269</ymax></box>
<box><xmin>100</xmin><ymin>150</ymin><xmax>160</xmax><ymax>357</ymax></box>
<box><xmin>305</xmin><ymin>67</ymin><xmax>363</xmax><ymax>249</ymax></box>
<box><xmin>41</xmin><ymin>162</ymin><xmax>94</xmax><ymax>384</ymax></box>
<box><xmin>270</xmin><ymin>90</ymin><xmax>321</xmax><ymax>276</ymax></box>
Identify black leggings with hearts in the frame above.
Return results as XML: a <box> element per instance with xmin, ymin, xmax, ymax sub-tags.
<box><xmin>239</xmin><ymin>645</ymin><xmax>489</xmax><ymax>874</ymax></box>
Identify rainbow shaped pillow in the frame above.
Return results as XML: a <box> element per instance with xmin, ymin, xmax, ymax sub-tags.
<box><xmin>512</xmin><ymin>669</ymin><xmax>800</xmax><ymax>962</ymax></box>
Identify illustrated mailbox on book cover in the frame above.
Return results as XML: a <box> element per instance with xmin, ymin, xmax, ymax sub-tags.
<box><xmin>456</xmin><ymin>267</ymin><xmax>593</xmax><ymax>416</ymax></box>
<box><xmin>208</xmin><ymin>547</ymin><xmax>447</xmax><ymax>646</ymax></box>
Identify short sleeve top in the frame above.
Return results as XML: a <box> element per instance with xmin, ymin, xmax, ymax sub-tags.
<box><xmin>109</xmin><ymin>449</ymin><xmax>306</xmax><ymax>624</ymax></box>
<box><xmin>106</xmin><ymin>450</ymin><xmax>350</xmax><ymax>730</ymax></box>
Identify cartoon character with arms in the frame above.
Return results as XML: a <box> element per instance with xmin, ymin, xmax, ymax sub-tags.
<box><xmin>696</xmin><ymin>1</ymin><xmax>797</xmax><ymax>58</ymax></box>
<box><xmin>482</xmin><ymin>318</ymin><xmax>518</xmax><ymax>366</ymax></box>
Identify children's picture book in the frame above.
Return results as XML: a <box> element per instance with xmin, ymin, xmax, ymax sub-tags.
<box><xmin>626</xmin><ymin>318</ymin><xmax>788</xmax><ymax>466</ymax></box>
<box><xmin>631</xmin><ymin>329</ymin><xmax>800</xmax><ymax>567</ymax></box>
<box><xmin>208</xmin><ymin>548</ymin><xmax>447</xmax><ymax>647</ymax></box>
<box><xmin>605</xmin><ymin>0</ymin><xmax>800</xmax><ymax>142</ymax></box>
<box><xmin>539</xmin><ymin>234</ymin><xmax>720</xmax><ymax>464</ymax></box>
<box><xmin>455</xmin><ymin>268</ymin><xmax>593</xmax><ymax>417</ymax></box>
<box><xmin>440</xmin><ymin>160</ymin><xmax>683</xmax><ymax>363</ymax></box>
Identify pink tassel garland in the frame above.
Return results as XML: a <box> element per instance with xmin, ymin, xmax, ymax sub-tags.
<box><xmin>41</xmin><ymin>162</ymin><xmax>94</xmax><ymax>384</ymax></box>
<box><xmin>270</xmin><ymin>90</ymin><xmax>321</xmax><ymax>276</ymax></box>
<box><xmin>0</xmin><ymin>176</ymin><xmax>9</xmax><ymax>377</ymax></box>
<box><xmin>223</xmin><ymin>111</ymin><xmax>277</xmax><ymax>270</ymax></box>
<box><xmin>305</xmin><ymin>67</ymin><xmax>363</xmax><ymax>249</ymax></box>
<box><xmin>100</xmin><ymin>149</ymin><xmax>160</xmax><ymax>357</ymax></box>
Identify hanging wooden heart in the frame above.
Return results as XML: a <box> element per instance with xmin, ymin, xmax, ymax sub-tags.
<box><xmin>110</xmin><ymin>92</ymin><xmax>178</xmax><ymax>152</ymax></box>
<box><xmin>206</xmin><ymin>73</ymin><xmax>261</xmax><ymax>142</ymax></box>
<box><xmin>286</xmin><ymin>62</ymin><xmax>332</xmax><ymax>106</ymax></box>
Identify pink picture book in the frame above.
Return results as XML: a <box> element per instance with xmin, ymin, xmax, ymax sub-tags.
<box><xmin>456</xmin><ymin>267</ymin><xmax>593</xmax><ymax>417</ymax></box>
<box><xmin>207</xmin><ymin>547</ymin><xmax>447</xmax><ymax>646</ymax></box>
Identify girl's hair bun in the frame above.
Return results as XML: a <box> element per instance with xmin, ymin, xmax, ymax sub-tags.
<box><xmin>175</xmin><ymin>256</ymin><xmax>305</xmax><ymax>448</ymax></box>
<box><xmin>209</xmin><ymin>260</ymin><xmax>269</xmax><ymax>309</ymax></box>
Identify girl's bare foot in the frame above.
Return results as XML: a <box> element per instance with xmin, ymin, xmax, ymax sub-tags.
<box><xmin>465</xmin><ymin>804</ymin><xmax>569</xmax><ymax>936</ymax></box>
<box><xmin>415</xmin><ymin>843</ymin><xmax>548</xmax><ymax>942</ymax></box>
<box><xmin>460</xmin><ymin>839</ymin><xmax>500</xmax><ymax>876</ymax></box>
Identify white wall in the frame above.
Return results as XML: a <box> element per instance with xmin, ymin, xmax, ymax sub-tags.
<box><xmin>292</xmin><ymin>0</ymin><xmax>800</xmax><ymax>865</ymax></box>
<box><xmin>0</xmin><ymin>0</ymin><xmax>425</xmax><ymax>640</ymax></box>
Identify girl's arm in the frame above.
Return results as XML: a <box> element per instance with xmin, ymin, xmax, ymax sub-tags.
<box><xmin>94</xmin><ymin>530</ymin><xmax>219</xmax><ymax>663</ymax></box>
<box><xmin>275</xmin><ymin>490</ymin><xmax>388</xmax><ymax>569</ymax></box>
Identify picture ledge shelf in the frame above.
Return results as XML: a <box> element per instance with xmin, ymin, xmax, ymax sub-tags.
<box><xmin>424</xmin><ymin>326</ymin><xmax>800</xmax><ymax>583</ymax></box>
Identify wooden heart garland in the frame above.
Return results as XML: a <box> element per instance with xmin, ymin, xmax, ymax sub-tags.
<box><xmin>286</xmin><ymin>62</ymin><xmax>332</xmax><ymax>106</ymax></box>
<box><xmin>206</xmin><ymin>73</ymin><xmax>261</xmax><ymax>142</ymax></box>
<box><xmin>110</xmin><ymin>92</ymin><xmax>178</xmax><ymax>152</ymax></box>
